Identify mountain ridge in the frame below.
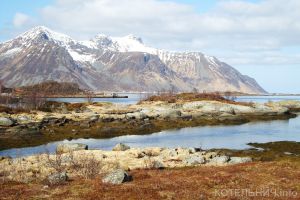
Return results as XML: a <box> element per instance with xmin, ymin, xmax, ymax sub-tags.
<box><xmin>0</xmin><ymin>26</ymin><xmax>266</xmax><ymax>93</ymax></box>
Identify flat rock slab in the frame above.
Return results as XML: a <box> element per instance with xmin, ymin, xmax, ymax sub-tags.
<box><xmin>228</xmin><ymin>157</ymin><xmax>252</xmax><ymax>164</ymax></box>
<box><xmin>56</xmin><ymin>143</ymin><xmax>88</xmax><ymax>153</ymax></box>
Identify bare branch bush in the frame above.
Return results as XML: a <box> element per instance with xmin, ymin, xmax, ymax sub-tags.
<box><xmin>85</xmin><ymin>90</ymin><xmax>94</xmax><ymax>103</ymax></box>
<box><xmin>0</xmin><ymin>80</ymin><xmax>3</xmax><ymax>94</ymax></box>
<box><xmin>45</xmin><ymin>150</ymin><xmax>104</xmax><ymax>180</ymax></box>
<box><xmin>224</xmin><ymin>91</ymin><xmax>237</xmax><ymax>101</ymax></box>
<box><xmin>192</xmin><ymin>87</ymin><xmax>198</xmax><ymax>93</ymax></box>
<box><xmin>45</xmin><ymin>150</ymin><xmax>65</xmax><ymax>174</ymax></box>
<box><xmin>68</xmin><ymin>152</ymin><xmax>103</xmax><ymax>180</ymax></box>
<box><xmin>22</xmin><ymin>91</ymin><xmax>46</xmax><ymax>110</ymax></box>
<box><xmin>0</xmin><ymin>167</ymin><xmax>10</xmax><ymax>184</ymax></box>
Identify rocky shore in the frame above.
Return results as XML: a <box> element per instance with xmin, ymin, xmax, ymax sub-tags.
<box><xmin>0</xmin><ymin>140</ymin><xmax>299</xmax><ymax>199</ymax></box>
<box><xmin>0</xmin><ymin>143</ymin><xmax>252</xmax><ymax>185</ymax></box>
<box><xmin>0</xmin><ymin>100</ymin><xmax>299</xmax><ymax>150</ymax></box>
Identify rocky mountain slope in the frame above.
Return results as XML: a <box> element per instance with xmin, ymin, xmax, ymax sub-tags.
<box><xmin>0</xmin><ymin>26</ymin><xmax>266</xmax><ymax>93</ymax></box>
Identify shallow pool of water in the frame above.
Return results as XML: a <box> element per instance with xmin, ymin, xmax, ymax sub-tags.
<box><xmin>1</xmin><ymin>114</ymin><xmax>299</xmax><ymax>158</ymax></box>
<box><xmin>49</xmin><ymin>95</ymin><xmax>300</xmax><ymax>105</ymax></box>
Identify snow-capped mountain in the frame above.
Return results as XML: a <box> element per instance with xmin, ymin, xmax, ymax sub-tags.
<box><xmin>0</xmin><ymin>26</ymin><xmax>266</xmax><ymax>93</ymax></box>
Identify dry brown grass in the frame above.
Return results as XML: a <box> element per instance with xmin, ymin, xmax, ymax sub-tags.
<box><xmin>1</xmin><ymin>161</ymin><xmax>299</xmax><ymax>200</ymax></box>
<box><xmin>141</xmin><ymin>92</ymin><xmax>255</xmax><ymax>107</ymax></box>
<box><xmin>19</xmin><ymin>81</ymin><xmax>84</xmax><ymax>96</ymax></box>
<box><xmin>142</xmin><ymin>92</ymin><xmax>227</xmax><ymax>103</ymax></box>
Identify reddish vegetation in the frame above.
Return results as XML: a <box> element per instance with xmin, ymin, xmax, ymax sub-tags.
<box><xmin>1</xmin><ymin>161</ymin><xmax>299</xmax><ymax>200</ymax></box>
<box><xmin>142</xmin><ymin>92</ymin><xmax>254</xmax><ymax>107</ymax></box>
<box><xmin>18</xmin><ymin>81</ymin><xmax>84</xmax><ymax>96</ymax></box>
<box><xmin>143</xmin><ymin>92</ymin><xmax>227</xmax><ymax>103</ymax></box>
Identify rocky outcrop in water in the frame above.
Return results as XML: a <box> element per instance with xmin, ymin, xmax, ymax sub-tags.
<box><xmin>0</xmin><ymin>100</ymin><xmax>298</xmax><ymax>150</ymax></box>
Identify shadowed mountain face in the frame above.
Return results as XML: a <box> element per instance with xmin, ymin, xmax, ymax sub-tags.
<box><xmin>0</xmin><ymin>26</ymin><xmax>266</xmax><ymax>93</ymax></box>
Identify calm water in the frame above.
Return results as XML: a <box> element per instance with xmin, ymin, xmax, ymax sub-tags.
<box><xmin>49</xmin><ymin>95</ymin><xmax>300</xmax><ymax>104</ymax></box>
<box><xmin>1</xmin><ymin>96</ymin><xmax>300</xmax><ymax>157</ymax></box>
<box><xmin>236</xmin><ymin>95</ymin><xmax>300</xmax><ymax>103</ymax></box>
<box><xmin>1</xmin><ymin>115</ymin><xmax>299</xmax><ymax>157</ymax></box>
<box><xmin>48</xmin><ymin>93</ymin><xmax>146</xmax><ymax>104</ymax></box>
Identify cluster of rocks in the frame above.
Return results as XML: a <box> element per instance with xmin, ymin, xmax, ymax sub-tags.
<box><xmin>1</xmin><ymin>100</ymin><xmax>299</xmax><ymax>129</ymax></box>
<box><xmin>0</xmin><ymin>142</ymin><xmax>253</xmax><ymax>185</ymax></box>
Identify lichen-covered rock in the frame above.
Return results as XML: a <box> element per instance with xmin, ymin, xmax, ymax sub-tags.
<box><xmin>184</xmin><ymin>156</ymin><xmax>205</xmax><ymax>166</ymax></box>
<box><xmin>47</xmin><ymin>172</ymin><xmax>68</xmax><ymax>185</ymax></box>
<box><xmin>17</xmin><ymin>115</ymin><xmax>31</xmax><ymax>122</ymax></box>
<box><xmin>152</xmin><ymin>160</ymin><xmax>165</xmax><ymax>169</ymax></box>
<box><xmin>112</xmin><ymin>143</ymin><xmax>130</xmax><ymax>151</ymax></box>
<box><xmin>209</xmin><ymin>155</ymin><xmax>230</xmax><ymax>165</ymax></box>
<box><xmin>228</xmin><ymin>157</ymin><xmax>252</xmax><ymax>164</ymax></box>
<box><xmin>0</xmin><ymin>117</ymin><xmax>14</xmax><ymax>127</ymax></box>
<box><xmin>143</xmin><ymin>147</ymin><xmax>164</xmax><ymax>156</ymax></box>
<box><xmin>102</xmin><ymin>169</ymin><xmax>132</xmax><ymax>184</ymax></box>
<box><xmin>204</xmin><ymin>152</ymin><xmax>218</xmax><ymax>160</ymax></box>
<box><xmin>56</xmin><ymin>143</ymin><xmax>88</xmax><ymax>153</ymax></box>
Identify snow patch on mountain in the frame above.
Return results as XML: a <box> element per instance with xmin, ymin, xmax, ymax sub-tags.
<box><xmin>17</xmin><ymin>26</ymin><xmax>74</xmax><ymax>46</ymax></box>
<box><xmin>68</xmin><ymin>49</ymin><xmax>96</xmax><ymax>63</ymax></box>
<box><xmin>1</xmin><ymin>47</ymin><xmax>22</xmax><ymax>58</ymax></box>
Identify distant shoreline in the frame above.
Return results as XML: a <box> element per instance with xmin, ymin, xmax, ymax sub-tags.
<box><xmin>94</xmin><ymin>92</ymin><xmax>300</xmax><ymax>96</ymax></box>
<box><xmin>46</xmin><ymin>95</ymin><xmax>129</xmax><ymax>98</ymax></box>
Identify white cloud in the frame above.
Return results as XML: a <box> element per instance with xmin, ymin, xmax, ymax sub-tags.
<box><xmin>13</xmin><ymin>13</ymin><xmax>31</xmax><ymax>28</ymax></box>
<box><xmin>10</xmin><ymin>0</ymin><xmax>300</xmax><ymax>66</ymax></box>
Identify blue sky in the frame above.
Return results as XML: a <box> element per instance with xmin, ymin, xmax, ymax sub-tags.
<box><xmin>0</xmin><ymin>0</ymin><xmax>299</xmax><ymax>93</ymax></box>
<box><xmin>0</xmin><ymin>0</ymin><xmax>53</xmax><ymax>40</ymax></box>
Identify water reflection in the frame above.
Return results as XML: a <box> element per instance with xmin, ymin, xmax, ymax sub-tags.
<box><xmin>1</xmin><ymin>115</ymin><xmax>299</xmax><ymax>158</ymax></box>
<box><xmin>48</xmin><ymin>95</ymin><xmax>300</xmax><ymax>105</ymax></box>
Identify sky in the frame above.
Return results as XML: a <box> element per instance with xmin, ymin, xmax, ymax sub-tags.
<box><xmin>0</xmin><ymin>0</ymin><xmax>299</xmax><ymax>93</ymax></box>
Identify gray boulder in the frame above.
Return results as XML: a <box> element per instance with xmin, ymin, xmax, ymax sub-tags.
<box><xmin>47</xmin><ymin>172</ymin><xmax>68</xmax><ymax>185</ymax></box>
<box><xmin>228</xmin><ymin>157</ymin><xmax>252</xmax><ymax>164</ymax></box>
<box><xmin>17</xmin><ymin>115</ymin><xmax>31</xmax><ymax>122</ymax></box>
<box><xmin>210</xmin><ymin>156</ymin><xmax>230</xmax><ymax>165</ymax></box>
<box><xmin>102</xmin><ymin>169</ymin><xmax>132</xmax><ymax>184</ymax></box>
<box><xmin>0</xmin><ymin>117</ymin><xmax>14</xmax><ymax>127</ymax></box>
<box><xmin>152</xmin><ymin>160</ymin><xmax>165</xmax><ymax>169</ymax></box>
<box><xmin>185</xmin><ymin>156</ymin><xmax>205</xmax><ymax>166</ymax></box>
<box><xmin>56</xmin><ymin>143</ymin><xmax>88</xmax><ymax>153</ymax></box>
<box><xmin>89</xmin><ymin>115</ymin><xmax>99</xmax><ymax>123</ymax></box>
<box><xmin>112</xmin><ymin>143</ymin><xmax>130</xmax><ymax>151</ymax></box>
